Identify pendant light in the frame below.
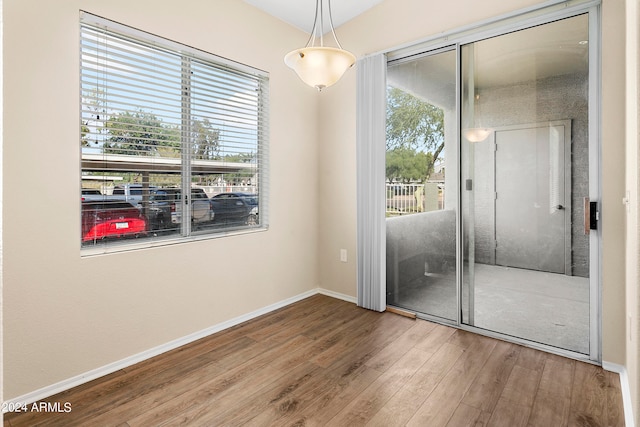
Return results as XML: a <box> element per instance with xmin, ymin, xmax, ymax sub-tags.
<box><xmin>463</xmin><ymin>93</ymin><xmax>492</xmax><ymax>142</ymax></box>
<box><xmin>463</xmin><ymin>127</ymin><xmax>492</xmax><ymax>143</ymax></box>
<box><xmin>284</xmin><ymin>0</ymin><xmax>356</xmax><ymax>91</ymax></box>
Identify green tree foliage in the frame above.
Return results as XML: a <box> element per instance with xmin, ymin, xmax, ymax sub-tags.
<box><xmin>386</xmin><ymin>148</ymin><xmax>434</xmax><ymax>183</ymax></box>
<box><xmin>101</xmin><ymin>111</ymin><xmax>223</xmax><ymax>160</ymax></box>
<box><xmin>104</xmin><ymin>111</ymin><xmax>180</xmax><ymax>156</ymax></box>
<box><xmin>386</xmin><ymin>87</ymin><xmax>445</xmax><ymax>182</ymax></box>
<box><xmin>224</xmin><ymin>152</ymin><xmax>255</xmax><ymax>163</ymax></box>
<box><xmin>221</xmin><ymin>152</ymin><xmax>256</xmax><ymax>184</ymax></box>
<box><xmin>191</xmin><ymin>118</ymin><xmax>220</xmax><ymax>160</ymax></box>
<box><xmin>81</xmin><ymin>88</ymin><xmax>107</xmax><ymax>147</ymax></box>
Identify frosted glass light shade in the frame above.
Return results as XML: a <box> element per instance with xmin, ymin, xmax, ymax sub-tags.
<box><xmin>285</xmin><ymin>46</ymin><xmax>356</xmax><ymax>91</ymax></box>
<box><xmin>463</xmin><ymin>127</ymin><xmax>493</xmax><ymax>142</ymax></box>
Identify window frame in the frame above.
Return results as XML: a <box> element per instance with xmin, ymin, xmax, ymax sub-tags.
<box><xmin>80</xmin><ymin>12</ymin><xmax>269</xmax><ymax>256</ymax></box>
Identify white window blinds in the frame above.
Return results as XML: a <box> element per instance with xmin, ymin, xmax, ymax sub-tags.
<box><xmin>80</xmin><ymin>13</ymin><xmax>269</xmax><ymax>253</ymax></box>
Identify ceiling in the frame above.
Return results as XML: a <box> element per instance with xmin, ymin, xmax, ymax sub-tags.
<box><xmin>245</xmin><ymin>0</ymin><xmax>589</xmax><ymax>104</ymax></box>
<box><xmin>387</xmin><ymin>14</ymin><xmax>589</xmax><ymax>107</ymax></box>
<box><xmin>243</xmin><ymin>0</ymin><xmax>383</xmax><ymax>34</ymax></box>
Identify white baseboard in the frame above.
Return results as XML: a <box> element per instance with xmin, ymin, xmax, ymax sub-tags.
<box><xmin>4</xmin><ymin>288</ymin><xmax>331</xmax><ymax>407</ymax></box>
<box><xmin>603</xmin><ymin>361</ymin><xmax>636</xmax><ymax>427</ymax></box>
<box><xmin>317</xmin><ymin>288</ymin><xmax>357</xmax><ymax>304</ymax></box>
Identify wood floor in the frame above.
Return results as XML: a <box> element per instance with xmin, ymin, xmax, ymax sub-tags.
<box><xmin>4</xmin><ymin>294</ymin><xmax>625</xmax><ymax>426</ymax></box>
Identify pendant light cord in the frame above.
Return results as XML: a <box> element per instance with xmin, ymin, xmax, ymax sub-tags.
<box><xmin>303</xmin><ymin>0</ymin><xmax>344</xmax><ymax>50</ymax></box>
<box><xmin>327</xmin><ymin>0</ymin><xmax>343</xmax><ymax>50</ymax></box>
<box><xmin>304</xmin><ymin>0</ymin><xmax>320</xmax><ymax>48</ymax></box>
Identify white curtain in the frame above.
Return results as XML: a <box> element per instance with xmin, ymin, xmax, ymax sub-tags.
<box><xmin>356</xmin><ymin>54</ymin><xmax>387</xmax><ymax>312</ymax></box>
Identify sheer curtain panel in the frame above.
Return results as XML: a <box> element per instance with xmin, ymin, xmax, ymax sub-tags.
<box><xmin>356</xmin><ymin>54</ymin><xmax>387</xmax><ymax>312</ymax></box>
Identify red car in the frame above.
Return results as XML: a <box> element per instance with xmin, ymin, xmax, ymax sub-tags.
<box><xmin>82</xmin><ymin>200</ymin><xmax>147</xmax><ymax>243</ymax></box>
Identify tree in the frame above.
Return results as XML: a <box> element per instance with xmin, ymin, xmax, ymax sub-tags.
<box><xmin>386</xmin><ymin>87</ymin><xmax>445</xmax><ymax>180</ymax></box>
<box><xmin>191</xmin><ymin>118</ymin><xmax>220</xmax><ymax>160</ymax></box>
<box><xmin>104</xmin><ymin>111</ymin><xmax>180</xmax><ymax>156</ymax></box>
<box><xmin>81</xmin><ymin>88</ymin><xmax>107</xmax><ymax>147</ymax></box>
<box><xmin>220</xmin><ymin>152</ymin><xmax>256</xmax><ymax>184</ymax></box>
<box><xmin>386</xmin><ymin>148</ymin><xmax>434</xmax><ymax>183</ymax></box>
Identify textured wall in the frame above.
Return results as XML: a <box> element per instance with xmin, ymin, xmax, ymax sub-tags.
<box><xmin>465</xmin><ymin>73</ymin><xmax>589</xmax><ymax>277</ymax></box>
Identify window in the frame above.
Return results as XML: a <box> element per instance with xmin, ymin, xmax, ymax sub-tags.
<box><xmin>80</xmin><ymin>13</ymin><xmax>269</xmax><ymax>253</ymax></box>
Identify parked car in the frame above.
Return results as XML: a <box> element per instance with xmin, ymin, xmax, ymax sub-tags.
<box><xmin>81</xmin><ymin>200</ymin><xmax>147</xmax><ymax>243</ymax></box>
<box><xmin>81</xmin><ymin>188</ymin><xmax>106</xmax><ymax>202</ymax></box>
<box><xmin>156</xmin><ymin>187</ymin><xmax>214</xmax><ymax>226</ymax></box>
<box><xmin>236</xmin><ymin>193</ymin><xmax>259</xmax><ymax>225</ymax></box>
<box><xmin>209</xmin><ymin>192</ymin><xmax>254</xmax><ymax>226</ymax></box>
<box><xmin>111</xmin><ymin>184</ymin><xmax>173</xmax><ymax>232</ymax></box>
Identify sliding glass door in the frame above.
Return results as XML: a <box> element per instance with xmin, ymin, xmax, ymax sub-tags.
<box><xmin>386</xmin><ymin>48</ymin><xmax>458</xmax><ymax>322</ymax></box>
<box><xmin>384</xmin><ymin>9</ymin><xmax>599</xmax><ymax>359</ymax></box>
<box><xmin>461</xmin><ymin>14</ymin><xmax>592</xmax><ymax>355</ymax></box>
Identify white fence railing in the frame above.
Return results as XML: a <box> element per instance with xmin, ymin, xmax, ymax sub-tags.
<box><xmin>386</xmin><ymin>183</ymin><xmax>443</xmax><ymax>215</ymax></box>
<box><xmin>196</xmin><ymin>185</ymin><xmax>257</xmax><ymax>198</ymax></box>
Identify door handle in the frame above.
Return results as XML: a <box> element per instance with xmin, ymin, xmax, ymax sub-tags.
<box><xmin>584</xmin><ymin>198</ymin><xmax>598</xmax><ymax>234</ymax></box>
<box><xmin>590</xmin><ymin>201</ymin><xmax>598</xmax><ymax>230</ymax></box>
<box><xmin>556</xmin><ymin>205</ymin><xmax>564</xmax><ymax>210</ymax></box>
<box><xmin>584</xmin><ymin>198</ymin><xmax>590</xmax><ymax>235</ymax></box>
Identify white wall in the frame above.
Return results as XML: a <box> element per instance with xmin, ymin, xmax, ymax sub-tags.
<box><xmin>600</xmin><ymin>0</ymin><xmax>628</xmax><ymax>369</ymax></box>
<box><xmin>625</xmin><ymin>0</ymin><xmax>640</xmax><ymax>422</ymax></box>
<box><xmin>1</xmin><ymin>0</ymin><xmax>4</xmax><ymax>422</ymax></box>
<box><xmin>3</xmin><ymin>0</ymin><xmax>319</xmax><ymax>399</ymax></box>
<box><xmin>317</xmin><ymin>0</ymin><xmax>629</xmax><ymax>372</ymax></box>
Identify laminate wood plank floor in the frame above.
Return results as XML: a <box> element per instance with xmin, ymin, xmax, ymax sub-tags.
<box><xmin>4</xmin><ymin>294</ymin><xmax>625</xmax><ymax>427</ymax></box>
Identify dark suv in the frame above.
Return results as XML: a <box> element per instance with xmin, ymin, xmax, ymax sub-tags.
<box><xmin>156</xmin><ymin>188</ymin><xmax>214</xmax><ymax>226</ymax></box>
<box><xmin>112</xmin><ymin>184</ymin><xmax>173</xmax><ymax>232</ymax></box>
<box><xmin>209</xmin><ymin>192</ymin><xmax>254</xmax><ymax>226</ymax></box>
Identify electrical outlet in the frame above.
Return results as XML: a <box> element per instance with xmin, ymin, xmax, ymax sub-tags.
<box><xmin>340</xmin><ymin>249</ymin><xmax>348</xmax><ymax>263</ymax></box>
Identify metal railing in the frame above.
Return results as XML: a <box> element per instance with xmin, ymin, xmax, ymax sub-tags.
<box><xmin>386</xmin><ymin>183</ymin><xmax>443</xmax><ymax>216</ymax></box>
<box><xmin>197</xmin><ymin>185</ymin><xmax>258</xmax><ymax>197</ymax></box>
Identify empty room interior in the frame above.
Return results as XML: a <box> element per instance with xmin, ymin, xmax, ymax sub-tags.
<box><xmin>2</xmin><ymin>0</ymin><xmax>640</xmax><ymax>425</ymax></box>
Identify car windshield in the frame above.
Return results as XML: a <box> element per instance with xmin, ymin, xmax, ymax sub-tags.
<box><xmin>82</xmin><ymin>189</ymin><xmax>102</xmax><ymax>195</ymax></box>
<box><xmin>82</xmin><ymin>201</ymin><xmax>137</xmax><ymax>211</ymax></box>
<box><xmin>242</xmin><ymin>196</ymin><xmax>257</xmax><ymax>205</ymax></box>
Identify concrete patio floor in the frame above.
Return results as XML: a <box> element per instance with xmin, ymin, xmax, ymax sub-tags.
<box><xmin>388</xmin><ymin>262</ymin><xmax>590</xmax><ymax>354</ymax></box>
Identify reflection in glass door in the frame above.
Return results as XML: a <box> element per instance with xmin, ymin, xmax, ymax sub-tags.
<box><xmin>385</xmin><ymin>48</ymin><xmax>458</xmax><ymax>322</ymax></box>
<box><xmin>461</xmin><ymin>14</ymin><xmax>592</xmax><ymax>354</ymax></box>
